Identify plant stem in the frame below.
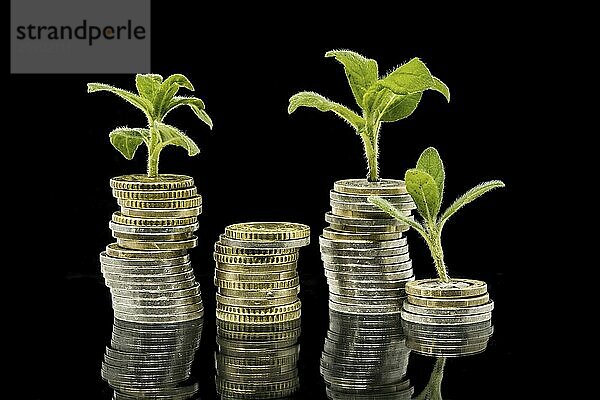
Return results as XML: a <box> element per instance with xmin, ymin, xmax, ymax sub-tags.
<box><xmin>362</xmin><ymin>124</ymin><xmax>379</xmax><ymax>182</ymax></box>
<box><xmin>147</xmin><ymin>123</ymin><xmax>160</xmax><ymax>178</ymax></box>
<box><xmin>430</xmin><ymin>232</ymin><xmax>450</xmax><ymax>283</ymax></box>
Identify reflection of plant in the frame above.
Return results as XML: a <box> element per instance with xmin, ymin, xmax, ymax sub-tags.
<box><xmin>88</xmin><ymin>74</ymin><xmax>212</xmax><ymax>177</ymax></box>
<box><xmin>369</xmin><ymin>147</ymin><xmax>504</xmax><ymax>282</ymax></box>
<box><xmin>288</xmin><ymin>50</ymin><xmax>449</xmax><ymax>182</ymax></box>
<box><xmin>414</xmin><ymin>357</ymin><xmax>446</xmax><ymax>400</ymax></box>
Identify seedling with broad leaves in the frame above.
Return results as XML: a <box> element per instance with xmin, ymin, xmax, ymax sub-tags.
<box><xmin>88</xmin><ymin>73</ymin><xmax>213</xmax><ymax>177</ymax></box>
<box><xmin>288</xmin><ymin>50</ymin><xmax>450</xmax><ymax>182</ymax></box>
<box><xmin>369</xmin><ymin>147</ymin><xmax>504</xmax><ymax>282</ymax></box>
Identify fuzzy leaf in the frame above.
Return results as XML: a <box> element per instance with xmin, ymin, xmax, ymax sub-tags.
<box><xmin>87</xmin><ymin>83</ymin><xmax>153</xmax><ymax>116</ymax></box>
<box><xmin>378</xmin><ymin>58</ymin><xmax>436</xmax><ymax>95</ymax></box>
<box><xmin>417</xmin><ymin>147</ymin><xmax>445</xmax><ymax>201</ymax></box>
<box><xmin>135</xmin><ymin>74</ymin><xmax>163</xmax><ymax>101</ymax></box>
<box><xmin>325</xmin><ymin>50</ymin><xmax>378</xmax><ymax>108</ymax></box>
<box><xmin>368</xmin><ymin>196</ymin><xmax>428</xmax><ymax>239</ymax></box>
<box><xmin>288</xmin><ymin>91</ymin><xmax>364</xmax><ymax>131</ymax></box>
<box><xmin>163</xmin><ymin>96</ymin><xmax>213</xmax><ymax>129</ymax></box>
<box><xmin>405</xmin><ymin>168</ymin><xmax>440</xmax><ymax>222</ymax></box>
<box><xmin>432</xmin><ymin>77</ymin><xmax>451</xmax><ymax>102</ymax></box>
<box><xmin>191</xmin><ymin>106</ymin><xmax>213</xmax><ymax>129</ymax></box>
<box><xmin>380</xmin><ymin>92</ymin><xmax>422</xmax><ymax>122</ymax></box>
<box><xmin>154</xmin><ymin>74</ymin><xmax>195</xmax><ymax>119</ymax></box>
<box><xmin>109</xmin><ymin>128</ymin><xmax>149</xmax><ymax>160</ymax></box>
<box><xmin>155</xmin><ymin>122</ymin><xmax>200</xmax><ymax>156</ymax></box>
<box><xmin>439</xmin><ymin>180</ymin><xmax>505</xmax><ymax>228</ymax></box>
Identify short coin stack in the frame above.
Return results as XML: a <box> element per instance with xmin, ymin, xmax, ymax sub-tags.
<box><xmin>101</xmin><ymin>318</ymin><xmax>203</xmax><ymax>399</ymax></box>
<box><xmin>401</xmin><ymin>279</ymin><xmax>494</xmax><ymax>356</ymax></box>
<box><xmin>100</xmin><ymin>174</ymin><xmax>204</xmax><ymax>323</ymax></box>
<box><xmin>320</xmin><ymin>179</ymin><xmax>416</xmax><ymax>314</ymax></box>
<box><xmin>215</xmin><ymin>319</ymin><xmax>301</xmax><ymax>399</ymax></box>
<box><xmin>321</xmin><ymin>310</ymin><xmax>413</xmax><ymax>399</ymax></box>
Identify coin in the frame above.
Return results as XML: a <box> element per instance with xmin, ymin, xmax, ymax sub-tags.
<box><xmin>321</xmin><ymin>253</ymin><xmax>411</xmax><ymax>265</ymax></box>
<box><xmin>217</xmin><ymin>326</ymin><xmax>301</xmax><ymax>343</ymax></box>
<box><xmin>215</xmin><ymin>276</ymin><xmax>300</xmax><ymax>290</ymax></box>
<box><xmin>320</xmin><ymin>245</ymin><xmax>408</xmax><ymax>257</ymax></box>
<box><xmin>112</xmin><ymin>187</ymin><xmax>198</xmax><ymax>200</ymax></box>
<box><xmin>406</xmin><ymin>340</ymin><xmax>488</xmax><ymax>357</ymax></box>
<box><xmin>406</xmin><ymin>293</ymin><xmax>490</xmax><ymax>308</ymax></box>
<box><xmin>111</xmin><ymin>295</ymin><xmax>201</xmax><ymax>307</ymax></box>
<box><xmin>405</xmin><ymin>279</ymin><xmax>488</xmax><ymax>298</ymax></box>
<box><xmin>325</xmin><ymin>269</ymin><xmax>414</xmax><ymax>281</ymax></box>
<box><xmin>116</xmin><ymin>236</ymin><xmax>198</xmax><ymax>250</ymax></box>
<box><xmin>216</xmin><ymin>293</ymin><xmax>298</xmax><ymax>308</ymax></box>
<box><xmin>331</xmin><ymin>207</ymin><xmax>406</xmax><ymax>219</ymax></box>
<box><xmin>217</xmin><ymin>287</ymin><xmax>300</xmax><ymax>299</ymax></box>
<box><xmin>322</xmin><ymin>227</ymin><xmax>403</xmax><ymax>241</ymax></box>
<box><xmin>215</xmin><ymin>242</ymin><xmax>297</xmax><ymax>255</ymax></box>
<box><xmin>401</xmin><ymin>309</ymin><xmax>491</xmax><ymax>325</ymax></box>
<box><xmin>105</xmin><ymin>243</ymin><xmax>187</xmax><ymax>259</ymax></box>
<box><xmin>329</xmin><ymin>286</ymin><xmax>408</xmax><ymax>298</ymax></box>
<box><xmin>106</xmin><ymin>278</ymin><xmax>197</xmax><ymax>291</ymax></box>
<box><xmin>331</xmin><ymin>200</ymin><xmax>414</xmax><ymax>212</ymax></box>
<box><xmin>112</xmin><ymin>212</ymin><xmax>197</xmax><ymax>227</ymax></box>
<box><xmin>117</xmin><ymin>196</ymin><xmax>202</xmax><ymax>209</ymax></box>
<box><xmin>100</xmin><ymin>252</ymin><xmax>190</xmax><ymax>267</ymax></box>
<box><xmin>216</xmin><ymin>308</ymin><xmax>302</xmax><ymax>323</ymax></box>
<box><xmin>330</xmin><ymin>190</ymin><xmax>412</xmax><ymax>203</ymax></box>
<box><xmin>113</xmin><ymin>301</ymin><xmax>204</xmax><ymax>316</ymax></box>
<box><xmin>216</xmin><ymin>318</ymin><xmax>301</xmax><ymax>333</ymax></box>
<box><xmin>334</xmin><ymin>179</ymin><xmax>407</xmax><ymax>195</ymax></box>
<box><xmin>213</xmin><ymin>252</ymin><xmax>299</xmax><ymax>265</ymax></box>
<box><xmin>218</xmin><ymin>234</ymin><xmax>310</xmax><ymax>249</ymax></box>
<box><xmin>109</xmin><ymin>221</ymin><xmax>199</xmax><ymax>235</ymax></box>
<box><xmin>120</xmin><ymin>206</ymin><xmax>202</xmax><ymax>218</ymax></box>
<box><xmin>215</xmin><ymin>269</ymin><xmax>298</xmax><ymax>282</ymax></box>
<box><xmin>101</xmin><ymin>262</ymin><xmax>192</xmax><ymax>276</ymax></box>
<box><xmin>113</xmin><ymin>309</ymin><xmax>204</xmax><ymax>323</ymax></box>
<box><xmin>103</xmin><ymin>270</ymin><xmax>195</xmax><ymax>283</ymax></box>
<box><xmin>319</xmin><ymin>236</ymin><xmax>407</xmax><ymax>250</ymax></box>
<box><xmin>112</xmin><ymin>231</ymin><xmax>193</xmax><ymax>241</ymax></box>
<box><xmin>328</xmin><ymin>278</ymin><xmax>411</xmax><ymax>290</ymax></box>
<box><xmin>329</xmin><ymin>293</ymin><xmax>403</xmax><ymax>306</ymax></box>
<box><xmin>323</xmin><ymin>260</ymin><xmax>413</xmax><ymax>274</ymax></box>
<box><xmin>110</xmin><ymin>283</ymin><xmax>201</xmax><ymax>299</ymax></box>
<box><xmin>328</xmin><ymin>223</ymin><xmax>406</xmax><ymax>233</ymax></box>
<box><xmin>325</xmin><ymin>212</ymin><xmax>406</xmax><ymax>227</ymax></box>
<box><xmin>403</xmin><ymin>301</ymin><xmax>495</xmax><ymax>316</ymax></box>
<box><xmin>224</xmin><ymin>222</ymin><xmax>310</xmax><ymax>241</ymax></box>
<box><xmin>217</xmin><ymin>299</ymin><xmax>301</xmax><ymax>315</ymax></box>
<box><xmin>110</xmin><ymin>174</ymin><xmax>195</xmax><ymax>191</ymax></box>
<box><xmin>215</xmin><ymin>261</ymin><xmax>298</xmax><ymax>274</ymax></box>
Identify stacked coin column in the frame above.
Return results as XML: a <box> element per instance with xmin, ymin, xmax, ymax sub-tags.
<box><xmin>101</xmin><ymin>318</ymin><xmax>203</xmax><ymax>398</ymax></box>
<box><xmin>100</xmin><ymin>174</ymin><xmax>204</xmax><ymax>324</ymax></box>
<box><xmin>213</xmin><ymin>222</ymin><xmax>310</xmax><ymax>398</ymax></box>
<box><xmin>320</xmin><ymin>179</ymin><xmax>416</xmax><ymax>314</ymax></box>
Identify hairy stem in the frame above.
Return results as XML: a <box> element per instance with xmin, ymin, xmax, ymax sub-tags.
<box><xmin>428</xmin><ymin>224</ymin><xmax>450</xmax><ymax>282</ymax></box>
<box><xmin>147</xmin><ymin>123</ymin><xmax>160</xmax><ymax>177</ymax></box>
<box><xmin>362</xmin><ymin>124</ymin><xmax>379</xmax><ymax>182</ymax></box>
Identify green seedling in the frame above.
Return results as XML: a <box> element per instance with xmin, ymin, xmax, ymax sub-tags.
<box><xmin>369</xmin><ymin>147</ymin><xmax>504</xmax><ymax>282</ymax></box>
<box><xmin>288</xmin><ymin>50</ymin><xmax>449</xmax><ymax>182</ymax></box>
<box><xmin>414</xmin><ymin>357</ymin><xmax>446</xmax><ymax>400</ymax></box>
<box><xmin>88</xmin><ymin>73</ymin><xmax>212</xmax><ymax>177</ymax></box>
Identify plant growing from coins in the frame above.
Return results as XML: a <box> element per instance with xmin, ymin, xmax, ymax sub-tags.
<box><xmin>288</xmin><ymin>50</ymin><xmax>450</xmax><ymax>182</ymax></box>
<box><xmin>88</xmin><ymin>73</ymin><xmax>212</xmax><ymax>177</ymax></box>
<box><xmin>369</xmin><ymin>147</ymin><xmax>505</xmax><ymax>282</ymax></box>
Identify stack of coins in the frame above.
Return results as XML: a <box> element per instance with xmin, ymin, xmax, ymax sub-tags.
<box><xmin>320</xmin><ymin>179</ymin><xmax>416</xmax><ymax>314</ymax></box>
<box><xmin>100</xmin><ymin>174</ymin><xmax>204</xmax><ymax>323</ymax></box>
<box><xmin>101</xmin><ymin>318</ymin><xmax>203</xmax><ymax>399</ymax></box>
<box><xmin>213</xmin><ymin>222</ymin><xmax>310</xmax><ymax>326</ymax></box>
<box><xmin>321</xmin><ymin>310</ymin><xmax>413</xmax><ymax>399</ymax></box>
<box><xmin>215</xmin><ymin>319</ymin><xmax>301</xmax><ymax>399</ymax></box>
<box><xmin>401</xmin><ymin>279</ymin><xmax>494</xmax><ymax>357</ymax></box>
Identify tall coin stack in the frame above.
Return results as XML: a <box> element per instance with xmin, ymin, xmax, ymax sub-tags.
<box><xmin>101</xmin><ymin>318</ymin><xmax>203</xmax><ymax>399</ymax></box>
<box><xmin>321</xmin><ymin>310</ymin><xmax>413</xmax><ymax>399</ymax></box>
<box><xmin>320</xmin><ymin>179</ymin><xmax>416</xmax><ymax>314</ymax></box>
<box><xmin>401</xmin><ymin>279</ymin><xmax>494</xmax><ymax>356</ymax></box>
<box><xmin>215</xmin><ymin>319</ymin><xmax>301</xmax><ymax>399</ymax></box>
<box><xmin>100</xmin><ymin>174</ymin><xmax>204</xmax><ymax>323</ymax></box>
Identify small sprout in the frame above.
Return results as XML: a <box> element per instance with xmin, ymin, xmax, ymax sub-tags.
<box><xmin>288</xmin><ymin>50</ymin><xmax>449</xmax><ymax>182</ymax></box>
<box><xmin>369</xmin><ymin>147</ymin><xmax>504</xmax><ymax>282</ymax></box>
<box><xmin>88</xmin><ymin>73</ymin><xmax>213</xmax><ymax>177</ymax></box>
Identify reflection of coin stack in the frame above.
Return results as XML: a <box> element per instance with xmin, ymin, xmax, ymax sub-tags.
<box><xmin>321</xmin><ymin>310</ymin><xmax>413</xmax><ymax>399</ymax></box>
<box><xmin>100</xmin><ymin>174</ymin><xmax>204</xmax><ymax>323</ymax></box>
<box><xmin>401</xmin><ymin>279</ymin><xmax>494</xmax><ymax>356</ymax></box>
<box><xmin>213</xmin><ymin>222</ymin><xmax>309</xmax><ymax>399</ymax></box>
<box><xmin>320</xmin><ymin>179</ymin><xmax>416</xmax><ymax>313</ymax></box>
<box><xmin>215</xmin><ymin>320</ymin><xmax>301</xmax><ymax>399</ymax></box>
<box><xmin>101</xmin><ymin>318</ymin><xmax>203</xmax><ymax>399</ymax></box>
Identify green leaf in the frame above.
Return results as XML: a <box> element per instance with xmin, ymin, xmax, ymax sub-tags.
<box><xmin>405</xmin><ymin>168</ymin><xmax>440</xmax><ymax>223</ymax></box>
<box><xmin>325</xmin><ymin>50</ymin><xmax>378</xmax><ymax>108</ymax></box>
<box><xmin>368</xmin><ymin>196</ymin><xmax>428</xmax><ymax>240</ymax></box>
<box><xmin>108</xmin><ymin>127</ymin><xmax>149</xmax><ymax>160</ymax></box>
<box><xmin>135</xmin><ymin>74</ymin><xmax>163</xmax><ymax>101</ymax></box>
<box><xmin>416</xmin><ymin>147</ymin><xmax>445</xmax><ymax>201</ymax></box>
<box><xmin>155</xmin><ymin>122</ymin><xmax>200</xmax><ymax>156</ymax></box>
<box><xmin>154</xmin><ymin>74</ymin><xmax>195</xmax><ymax>119</ymax></box>
<box><xmin>380</xmin><ymin>92</ymin><xmax>422</xmax><ymax>122</ymax></box>
<box><xmin>378</xmin><ymin>58</ymin><xmax>436</xmax><ymax>95</ymax></box>
<box><xmin>439</xmin><ymin>180</ymin><xmax>505</xmax><ymax>228</ymax></box>
<box><xmin>432</xmin><ymin>77</ymin><xmax>450</xmax><ymax>102</ymax></box>
<box><xmin>87</xmin><ymin>83</ymin><xmax>153</xmax><ymax>117</ymax></box>
<box><xmin>190</xmin><ymin>106</ymin><xmax>213</xmax><ymax>129</ymax></box>
<box><xmin>163</xmin><ymin>96</ymin><xmax>213</xmax><ymax>129</ymax></box>
<box><xmin>288</xmin><ymin>91</ymin><xmax>365</xmax><ymax>131</ymax></box>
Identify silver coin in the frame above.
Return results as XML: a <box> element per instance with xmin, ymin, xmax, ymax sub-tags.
<box><xmin>103</xmin><ymin>270</ymin><xmax>195</xmax><ymax>283</ymax></box>
<box><xmin>334</xmin><ymin>179</ymin><xmax>407</xmax><ymax>195</ymax></box>
<box><xmin>112</xmin><ymin>231</ymin><xmax>193</xmax><ymax>241</ymax></box>
<box><xmin>328</xmin><ymin>223</ymin><xmax>408</xmax><ymax>233</ymax></box>
<box><xmin>406</xmin><ymin>339</ymin><xmax>489</xmax><ymax>357</ymax></box>
<box><xmin>101</xmin><ymin>262</ymin><xmax>193</xmax><ymax>276</ymax></box>
<box><xmin>110</xmin><ymin>282</ymin><xmax>201</xmax><ymax>299</ymax></box>
<box><xmin>112</xmin><ymin>301</ymin><xmax>203</xmax><ymax>315</ymax></box>
<box><xmin>329</xmin><ymin>285</ymin><xmax>408</xmax><ymax>298</ymax></box>
<box><xmin>328</xmin><ymin>293</ymin><xmax>403</xmax><ymax>307</ymax></box>
<box><xmin>116</xmin><ymin>236</ymin><xmax>198</xmax><ymax>251</ymax></box>
<box><xmin>320</xmin><ymin>245</ymin><xmax>408</xmax><ymax>258</ymax></box>
<box><xmin>100</xmin><ymin>252</ymin><xmax>190</xmax><ymax>267</ymax></box>
<box><xmin>319</xmin><ymin>235</ymin><xmax>407</xmax><ymax>250</ymax></box>
<box><xmin>109</xmin><ymin>221</ymin><xmax>199</xmax><ymax>234</ymax></box>
<box><xmin>400</xmin><ymin>310</ymin><xmax>492</xmax><ymax>325</ymax></box>
<box><xmin>214</xmin><ymin>269</ymin><xmax>298</xmax><ymax>282</ymax></box>
<box><xmin>106</xmin><ymin>277</ymin><xmax>197</xmax><ymax>291</ymax></box>
<box><xmin>217</xmin><ymin>286</ymin><xmax>300</xmax><ymax>299</ymax></box>
<box><xmin>325</xmin><ymin>269</ymin><xmax>414</xmax><ymax>281</ymax></box>
<box><xmin>323</xmin><ymin>260</ymin><xmax>413</xmax><ymax>274</ymax></box>
<box><xmin>105</xmin><ymin>243</ymin><xmax>187</xmax><ymax>259</ymax></box>
<box><xmin>120</xmin><ymin>206</ymin><xmax>202</xmax><ymax>218</ymax></box>
<box><xmin>218</xmin><ymin>234</ymin><xmax>310</xmax><ymax>249</ymax></box>
<box><xmin>330</xmin><ymin>189</ymin><xmax>412</xmax><ymax>203</ymax></box>
<box><xmin>329</xmin><ymin>300</ymin><xmax>403</xmax><ymax>314</ymax></box>
<box><xmin>330</xmin><ymin>200</ymin><xmax>414</xmax><ymax>212</ymax></box>
<box><xmin>322</xmin><ymin>253</ymin><xmax>411</xmax><ymax>265</ymax></box>
<box><xmin>403</xmin><ymin>300</ymin><xmax>495</xmax><ymax>316</ymax></box>
<box><xmin>322</xmin><ymin>227</ymin><xmax>403</xmax><ymax>241</ymax></box>
<box><xmin>114</xmin><ymin>309</ymin><xmax>204</xmax><ymax>324</ymax></box>
<box><xmin>325</xmin><ymin>212</ymin><xmax>404</xmax><ymax>227</ymax></box>
<box><xmin>111</xmin><ymin>294</ymin><xmax>202</xmax><ymax>307</ymax></box>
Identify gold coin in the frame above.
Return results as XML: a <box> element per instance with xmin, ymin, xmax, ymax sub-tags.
<box><xmin>120</xmin><ymin>206</ymin><xmax>201</xmax><ymax>218</ymax></box>
<box><xmin>214</xmin><ymin>277</ymin><xmax>300</xmax><ymax>290</ymax></box>
<box><xmin>112</xmin><ymin>212</ymin><xmax>197</xmax><ymax>227</ymax></box>
<box><xmin>405</xmin><ymin>279</ymin><xmax>488</xmax><ymax>298</ymax></box>
<box><xmin>334</xmin><ymin>178</ymin><xmax>407</xmax><ymax>195</ymax></box>
<box><xmin>110</xmin><ymin>174</ymin><xmax>194</xmax><ymax>190</ymax></box>
<box><xmin>213</xmin><ymin>252</ymin><xmax>299</xmax><ymax>265</ymax></box>
<box><xmin>407</xmin><ymin>293</ymin><xmax>490</xmax><ymax>308</ymax></box>
<box><xmin>216</xmin><ymin>293</ymin><xmax>298</xmax><ymax>308</ymax></box>
<box><xmin>322</xmin><ymin>227</ymin><xmax>403</xmax><ymax>241</ymax></box>
<box><xmin>216</xmin><ymin>326</ymin><xmax>301</xmax><ymax>342</ymax></box>
<box><xmin>331</xmin><ymin>208</ymin><xmax>401</xmax><ymax>219</ymax></box>
<box><xmin>105</xmin><ymin>243</ymin><xmax>186</xmax><ymax>259</ymax></box>
<box><xmin>218</xmin><ymin>286</ymin><xmax>300</xmax><ymax>299</ymax></box>
<box><xmin>215</xmin><ymin>269</ymin><xmax>297</xmax><ymax>282</ymax></box>
<box><xmin>215</xmin><ymin>261</ymin><xmax>297</xmax><ymax>274</ymax></box>
<box><xmin>328</xmin><ymin>224</ymin><xmax>406</xmax><ymax>233</ymax></box>
<box><xmin>112</xmin><ymin>187</ymin><xmax>197</xmax><ymax>200</ymax></box>
<box><xmin>214</xmin><ymin>242</ymin><xmax>297</xmax><ymax>256</ymax></box>
<box><xmin>117</xmin><ymin>195</ymin><xmax>202</xmax><ymax>209</ymax></box>
<box><xmin>224</xmin><ymin>222</ymin><xmax>310</xmax><ymax>241</ymax></box>
<box><xmin>112</xmin><ymin>231</ymin><xmax>192</xmax><ymax>241</ymax></box>
<box><xmin>116</xmin><ymin>236</ymin><xmax>198</xmax><ymax>250</ymax></box>
<box><xmin>216</xmin><ymin>308</ymin><xmax>301</xmax><ymax>323</ymax></box>
<box><xmin>216</xmin><ymin>299</ymin><xmax>301</xmax><ymax>315</ymax></box>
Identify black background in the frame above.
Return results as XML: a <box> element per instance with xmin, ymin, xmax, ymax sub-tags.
<box><xmin>10</xmin><ymin>3</ymin><xmax>534</xmax><ymax>399</ymax></box>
